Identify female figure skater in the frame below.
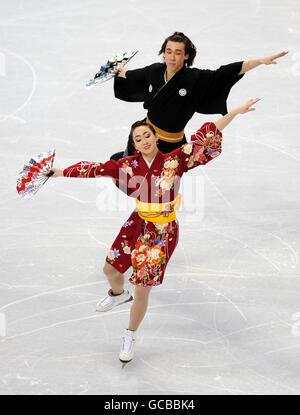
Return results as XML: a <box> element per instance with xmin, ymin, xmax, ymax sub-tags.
<box><xmin>48</xmin><ymin>97</ymin><xmax>260</xmax><ymax>363</ymax></box>
<box><xmin>110</xmin><ymin>31</ymin><xmax>287</xmax><ymax>160</ymax></box>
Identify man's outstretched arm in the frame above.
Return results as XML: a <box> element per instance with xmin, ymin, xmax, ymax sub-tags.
<box><xmin>238</xmin><ymin>51</ymin><xmax>288</xmax><ymax>74</ymax></box>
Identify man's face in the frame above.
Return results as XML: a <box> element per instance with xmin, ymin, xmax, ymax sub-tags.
<box><xmin>163</xmin><ymin>41</ymin><xmax>189</xmax><ymax>73</ymax></box>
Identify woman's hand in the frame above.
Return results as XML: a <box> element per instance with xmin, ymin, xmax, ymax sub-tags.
<box><xmin>232</xmin><ymin>98</ymin><xmax>261</xmax><ymax>115</ymax></box>
<box><xmin>113</xmin><ymin>65</ymin><xmax>128</xmax><ymax>78</ymax></box>
<box><xmin>214</xmin><ymin>98</ymin><xmax>261</xmax><ymax>131</ymax></box>
<box><xmin>45</xmin><ymin>167</ymin><xmax>64</xmax><ymax>178</ymax></box>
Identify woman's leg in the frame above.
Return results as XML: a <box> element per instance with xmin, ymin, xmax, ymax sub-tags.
<box><xmin>103</xmin><ymin>262</ymin><xmax>125</xmax><ymax>295</ymax></box>
<box><xmin>128</xmin><ymin>285</ymin><xmax>152</xmax><ymax>331</ymax></box>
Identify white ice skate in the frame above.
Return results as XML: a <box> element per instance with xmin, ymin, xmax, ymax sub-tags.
<box><xmin>96</xmin><ymin>289</ymin><xmax>133</xmax><ymax>312</ymax></box>
<box><xmin>119</xmin><ymin>329</ymin><xmax>136</xmax><ymax>364</ymax></box>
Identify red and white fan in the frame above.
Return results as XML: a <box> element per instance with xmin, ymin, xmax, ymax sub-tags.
<box><xmin>16</xmin><ymin>149</ymin><xmax>55</xmax><ymax>199</ymax></box>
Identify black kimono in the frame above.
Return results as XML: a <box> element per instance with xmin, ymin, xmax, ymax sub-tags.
<box><xmin>112</xmin><ymin>61</ymin><xmax>244</xmax><ymax>158</ymax></box>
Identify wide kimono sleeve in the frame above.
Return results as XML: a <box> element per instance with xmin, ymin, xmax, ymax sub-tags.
<box><xmin>63</xmin><ymin>158</ymin><xmax>133</xmax><ymax>183</ymax></box>
<box><xmin>195</xmin><ymin>62</ymin><xmax>244</xmax><ymax>116</ymax></box>
<box><xmin>113</xmin><ymin>65</ymin><xmax>151</xmax><ymax>102</ymax></box>
<box><xmin>178</xmin><ymin>122</ymin><xmax>223</xmax><ymax>173</ymax></box>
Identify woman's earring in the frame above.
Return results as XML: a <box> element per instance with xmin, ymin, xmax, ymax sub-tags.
<box><xmin>134</xmin><ymin>149</ymin><xmax>140</xmax><ymax>155</ymax></box>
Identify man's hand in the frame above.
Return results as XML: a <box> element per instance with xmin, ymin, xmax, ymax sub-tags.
<box><xmin>113</xmin><ymin>65</ymin><xmax>128</xmax><ymax>78</ymax></box>
<box><xmin>260</xmin><ymin>51</ymin><xmax>288</xmax><ymax>65</ymax></box>
<box><xmin>239</xmin><ymin>51</ymin><xmax>288</xmax><ymax>74</ymax></box>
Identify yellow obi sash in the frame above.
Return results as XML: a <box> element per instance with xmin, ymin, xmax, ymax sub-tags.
<box><xmin>146</xmin><ymin>115</ymin><xmax>184</xmax><ymax>143</ymax></box>
<box><xmin>136</xmin><ymin>194</ymin><xmax>182</xmax><ymax>223</ymax></box>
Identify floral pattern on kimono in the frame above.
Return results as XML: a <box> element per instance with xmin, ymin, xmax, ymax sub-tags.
<box><xmin>63</xmin><ymin>122</ymin><xmax>222</xmax><ymax>287</ymax></box>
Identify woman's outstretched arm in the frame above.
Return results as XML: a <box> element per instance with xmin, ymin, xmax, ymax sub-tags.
<box><xmin>46</xmin><ymin>158</ymin><xmax>133</xmax><ymax>183</ymax></box>
<box><xmin>214</xmin><ymin>98</ymin><xmax>261</xmax><ymax>131</ymax></box>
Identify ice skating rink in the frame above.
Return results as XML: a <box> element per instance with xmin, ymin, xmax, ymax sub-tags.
<box><xmin>1</xmin><ymin>0</ymin><xmax>300</xmax><ymax>395</ymax></box>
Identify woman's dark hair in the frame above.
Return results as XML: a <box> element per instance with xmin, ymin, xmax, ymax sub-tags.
<box><xmin>158</xmin><ymin>32</ymin><xmax>196</xmax><ymax>67</ymax></box>
<box><xmin>127</xmin><ymin>120</ymin><xmax>157</xmax><ymax>153</ymax></box>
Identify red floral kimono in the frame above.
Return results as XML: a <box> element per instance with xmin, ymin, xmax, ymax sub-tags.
<box><xmin>63</xmin><ymin>122</ymin><xmax>222</xmax><ymax>287</ymax></box>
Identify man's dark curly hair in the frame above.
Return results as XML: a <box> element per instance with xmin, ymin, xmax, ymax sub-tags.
<box><xmin>158</xmin><ymin>32</ymin><xmax>197</xmax><ymax>67</ymax></box>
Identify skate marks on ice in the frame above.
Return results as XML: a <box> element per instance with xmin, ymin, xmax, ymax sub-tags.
<box><xmin>1</xmin><ymin>277</ymin><xmax>299</xmax><ymax>394</ymax></box>
<box><xmin>0</xmin><ymin>48</ymin><xmax>37</xmax><ymax>124</ymax></box>
<box><xmin>200</xmin><ymin>169</ymin><xmax>297</xmax><ymax>271</ymax></box>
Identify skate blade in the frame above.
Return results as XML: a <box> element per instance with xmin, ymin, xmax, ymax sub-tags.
<box><xmin>120</xmin><ymin>359</ymin><xmax>132</xmax><ymax>368</ymax></box>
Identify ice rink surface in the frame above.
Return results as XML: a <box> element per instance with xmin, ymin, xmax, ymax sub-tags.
<box><xmin>1</xmin><ymin>0</ymin><xmax>300</xmax><ymax>395</ymax></box>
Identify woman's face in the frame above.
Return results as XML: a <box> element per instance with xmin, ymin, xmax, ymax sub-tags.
<box><xmin>132</xmin><ymin>126</ymin><xmax>158</xmax><ymax>156</ymax></box>
<box><xmin>163</xmin><ymin>41</ymin><xmax>189</xmax><ymax>73</ymax></box>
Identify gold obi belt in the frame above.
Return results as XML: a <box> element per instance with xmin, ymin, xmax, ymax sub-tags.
<box><xmin>136</xmin><ymin>194</ymin><xmax>182</xmax><ymax>223</ymax></box>
<box><xmin>146</xmin><ymin>115</ymin><xmax>184</xmax><ymax>143</ymax></box>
